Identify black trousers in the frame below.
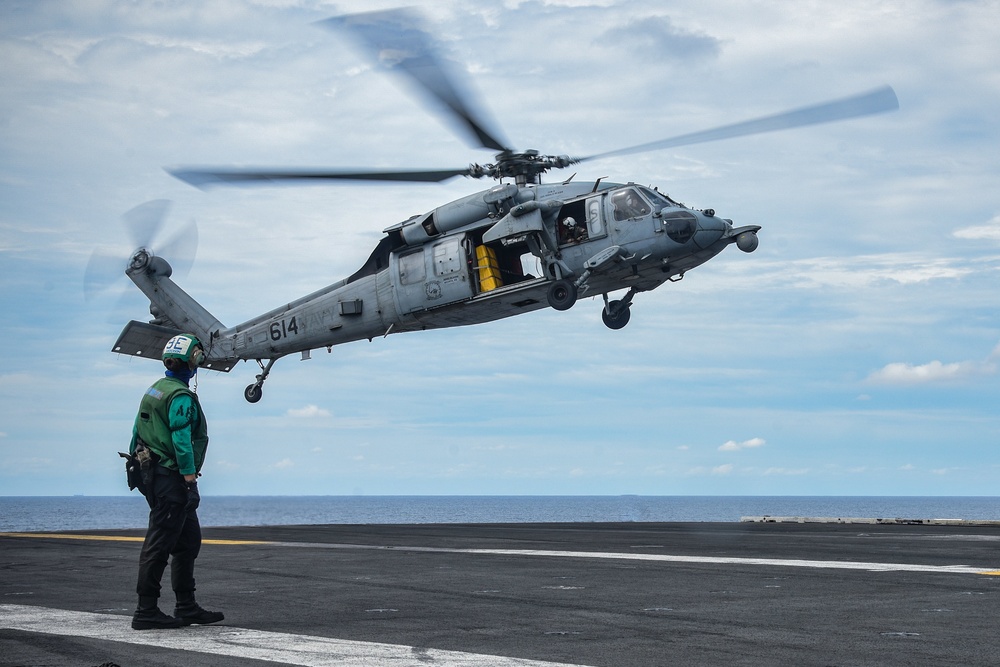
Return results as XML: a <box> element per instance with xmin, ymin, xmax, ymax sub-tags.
<box><xmin>135</xmin><ymin>466</ymin><xmax>201</xmax><ymax>600</ymax></box>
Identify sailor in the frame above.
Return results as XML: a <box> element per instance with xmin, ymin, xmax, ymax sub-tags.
<box><xmin>561</xmin><ymin>216</ymin><xmax>585</xmax><ymax>244</ymax></box>
<box><xmin>130</xmin><ymin>333</ymin><xmax>224</xmax><ymax>630</ymax></box>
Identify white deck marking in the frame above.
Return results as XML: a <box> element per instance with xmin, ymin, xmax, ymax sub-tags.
<box><xmin>464</xmin><ymin>548</ymin><xmax>996</xmax><ymax>574</ymax></box>
<box><xmin>267</xmin><ymin>541</ymin><xmax>1000</xmax><ymax>575</ymax></box>
<box><xmin>0</xmin><ymin>604</ymin><xmax>586</xmax><ymax>667</ymax></box>
<box><xmin>4</xmin><ymin>532</ymin><xmax>996</xmax><ymax>575</ymax></box>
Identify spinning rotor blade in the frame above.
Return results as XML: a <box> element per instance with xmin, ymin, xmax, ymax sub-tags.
<box><xmin>85</xmin><ymin>200</ymin><xmax>172</xmax><ymax>299</ymax></box>
<box><xmin>84</xmin><ymin>200</ymin><xmax>198</xmax><ymax>301</ymax></box>
<box><xmin>158</xmin><ymin>218</ymin><xmax>198</xmax><ymax>279</ymax></box>
<box><xmin>84</xmin><ymin>248</ymin><xmax>127</xmax><ymax>298</ymax></box>
<box><xmin>318</xmin><ymin>9</ymin><xmax>511</xmax><ymax>153</ymax></box>
<box><xmin>121</xmin><ymin>199</ymin><xmax>171</xmax><ymax>250</ymax></box>
<box><xmin>579</xmin><ymin>85</ymin><xmax>899</xmax><ymax>162</ymax></box>
<box><xmin>168</xmin><ymin>166</ymin><xmax>473</xmax><ymax>188</ymax></box>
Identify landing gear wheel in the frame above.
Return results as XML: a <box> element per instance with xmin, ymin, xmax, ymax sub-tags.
<box><xmin>602</xmin><ymin>300</ymin><xmax>631</xmax><ymax>330</ymax></box>
<box><xmin>244</xmin><ymin>384</ymin><xmax>263</xmax><ymax>403</ymax></box>
<box><xmin>547</xmin><ymin>279</ymin><xmax>578</xmax><ymax>311</ymax></box>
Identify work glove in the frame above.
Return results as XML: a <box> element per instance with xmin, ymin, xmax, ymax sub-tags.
<box><xmin>184</xmin><ymin>481</ymin><xmax>201</xmax><ymax>512</ymax></box>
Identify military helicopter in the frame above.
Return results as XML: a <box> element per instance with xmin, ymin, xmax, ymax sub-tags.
<box><xmin>104</xmin><ymin>9</ymin><xmax>898</xmax><ymax>403</ymax></box>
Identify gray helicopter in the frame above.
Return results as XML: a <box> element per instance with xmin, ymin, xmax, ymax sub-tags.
<box><xmin>105</xmin><ymin>9</ymin><xmax>898</xmax><ymax>403</ymax></box>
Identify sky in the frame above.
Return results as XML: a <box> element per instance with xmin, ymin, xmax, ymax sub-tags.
<box><xmin>2</xmin><ymin>0</ymin><xmax>999</xmax><ymax>497</ymax></box>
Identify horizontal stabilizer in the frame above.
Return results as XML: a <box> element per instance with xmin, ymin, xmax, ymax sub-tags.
<box><xmin>112</xmin><ymin>321</ymin><xmax>237</xmax><ymax>373</ymax></box>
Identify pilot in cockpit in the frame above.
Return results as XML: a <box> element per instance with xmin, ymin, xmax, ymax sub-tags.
<box><xmin>611</xmin><ymin>189</ymin><xmax>650</xmax><ymax>221</ymax></box>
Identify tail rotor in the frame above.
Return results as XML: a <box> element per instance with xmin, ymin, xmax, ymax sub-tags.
<box><xmin>84</xmin><ymin>200</ymin><xmax>199</xmax><ymax>321</ymax></box>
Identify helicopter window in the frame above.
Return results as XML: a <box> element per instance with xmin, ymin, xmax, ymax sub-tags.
<box><xmin>398</xmin><ymin>249</ymin><xmax>426</xmax><ymax>285</ymax></box>
<box><xmin>611</xmin><ymin>188</ymin><xmax>651</xmax><ymax>221</ymax></box>
<box><xmin>661</xmin><ymin>210</ymin><xmax>697</xmax><ymax>244</ymax></box>
<box><xmin>433</xmin><ymin>237</ymin><xmax>462</xmax><ymax>276</ymax></box>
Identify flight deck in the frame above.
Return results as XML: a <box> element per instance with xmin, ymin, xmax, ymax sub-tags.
<box><xmin>2</xmin><ymin>521</ymin><xmax>999</xmax><ymax>666</ymax></box>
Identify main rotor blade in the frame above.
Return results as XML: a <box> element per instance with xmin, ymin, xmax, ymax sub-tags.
<box><xmin>581</xmin><ymin>85</ymin><xmax>899</xmax><ymax>162</ymax></box>
<box><xmin>319</xmin><ymin>9</ymin><xmax>512</xmax><ymax>153</ymax></box>
<box><xmin>168</xmin><ymin>166</ymin><xmax>474</xmax><ymax>188</ymax></box>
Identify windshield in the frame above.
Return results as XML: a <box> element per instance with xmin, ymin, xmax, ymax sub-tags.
<box><xmin>638</xmin><ymin>186</ymin><xmax>679</xmax><ymax>208</ymax></box>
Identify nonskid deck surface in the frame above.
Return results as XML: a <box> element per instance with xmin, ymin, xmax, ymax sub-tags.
<box><xmin>3</xmin><ymin>522</ymin><xmax>1000</xmax><ymax>666</ymax></box>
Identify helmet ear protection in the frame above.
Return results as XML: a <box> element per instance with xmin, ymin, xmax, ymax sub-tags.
<box><xmin>189</xmin><ymin>345</ymin><xmax>205</xmax><ymax>368</ymax></box>
<box><xmin>163</xmin><ymin>334</ymin><xmax>205</xmax><ymax>367</ymax></box>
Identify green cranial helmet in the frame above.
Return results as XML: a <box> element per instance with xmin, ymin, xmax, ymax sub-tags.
<box><xmin>162</xmin><ymin>333</ymin><xmax>205</xmax><ymax>366</ymax></box>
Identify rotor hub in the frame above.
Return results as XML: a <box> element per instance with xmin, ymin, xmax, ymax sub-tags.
<box><xmin>474</xmin><ymin>151</ymin><xmax>578</xmax><ymax>185</ymax></box>
<box><xmin>128</xmin><ymin>249</ymin><xmax>151</xmax><ymax>272</ymax></box>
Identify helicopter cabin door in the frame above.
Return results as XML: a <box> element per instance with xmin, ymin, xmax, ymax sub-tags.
<box><xmin>391</xmin><ymin>235</ymin><xmax>474</xmax><ymax>314</ymax></box>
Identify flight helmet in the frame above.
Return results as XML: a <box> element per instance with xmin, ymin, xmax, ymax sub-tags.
<box><xmin>162</xmin><ymin>333</ymin><xmax>205</xmax><ymax>368</ymax></box>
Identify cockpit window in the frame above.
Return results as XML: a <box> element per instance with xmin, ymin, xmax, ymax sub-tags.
<box><xmin>610</xmin><ymin>188</ymin><xmax>652</xmax><ymax>221</ymax></box>
<box><xmin>638</xmin><ymin>186</ymin><xmax>677</xmax><ymax>208</ymax></box>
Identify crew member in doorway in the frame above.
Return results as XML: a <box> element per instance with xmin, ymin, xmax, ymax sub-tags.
<box><xmin>560</xmin><ymin>216</ymin><xmax>586</xmax><ymax>244</ymax></box>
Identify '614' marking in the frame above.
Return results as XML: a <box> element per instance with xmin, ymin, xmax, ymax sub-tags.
<box><xmin>269</xmin><ymin>317</ymin><xmax>299</xmax><ymax>341</ymax></box>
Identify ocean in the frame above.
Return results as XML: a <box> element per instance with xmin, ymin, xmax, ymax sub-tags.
<box><xmin>2</xmin><ymin>496</ymin><xmax>999</xmax><ymax>533</ymax></box>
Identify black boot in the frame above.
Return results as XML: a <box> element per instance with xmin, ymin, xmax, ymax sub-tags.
<box><xmin>132</xmin><ymin>596</ymin><xmax>185</xmax><ymax>630</ymax></box>
<box><xmin>174</xmin><ymin>594</ymin><xmax>224</xmax><ymax>626</ymax></box>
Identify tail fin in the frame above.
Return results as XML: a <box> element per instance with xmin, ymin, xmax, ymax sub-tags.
<box><xmin>112</xmin><ymin>320</ymin><xmax>237</xmax><ymax>372</ymax></box>
<box><xmin>117</xmin><ymin>249</ymin><xmax>233</xmax><ymax>369</ymax></box>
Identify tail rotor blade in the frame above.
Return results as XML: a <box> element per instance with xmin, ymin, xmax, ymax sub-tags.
<box><xmin>157</xmin><ymin>219</ymin><xmax>199</xmax><ymax>280</ymax></box>
<box><xmin>122</xmin><ymin>199</ymin><xmax>172</xmax><ymax>250</ymax></box>
<box><xmin>84</xmin><ymin>200</ymin><xmax>193</xmax><ymax>303</ymax></box>
<box><xmin>84</xmin><ymin>249</ymin><xmax>126</xmax><ymax>301</ymax></box>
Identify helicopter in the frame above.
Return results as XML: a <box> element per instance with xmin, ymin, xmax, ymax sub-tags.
<box><xmin>104</xmin><ymin>9</ymin><xmax>899</xmax><ymax>403</ymax></box>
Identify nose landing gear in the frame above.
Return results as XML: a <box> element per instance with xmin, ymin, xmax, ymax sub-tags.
<box><xmin>602</xmin><ymin>288</ymin><xmax>638</xmax><ymax>330</ymax></box>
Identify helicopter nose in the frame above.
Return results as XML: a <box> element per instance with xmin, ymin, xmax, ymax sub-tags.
<box><xmin>691</xmin><ymin>210</ymin><xmax>729</xmax><ymax>249</ymax></box>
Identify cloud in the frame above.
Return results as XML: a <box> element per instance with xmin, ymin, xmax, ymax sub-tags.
<box><xmin>775</xmin><ymin>255</ymin><xmax>973</xmax><ymax>288</ymax></box>
<box><xmin>271</xmin><ymin>458</ymin><xmax>294</xmax><ymax>470</ymax></box>
<box><xmin>712</xmin><ymin>464</ymin><xmax>734</xmax><ymax>475</ymax></box>
<box><xmin>764</xmin><ymin>467</ymin><xmax>809</xmax><ymax>476</ymax></box>
<box><xmin>601</xmin><ymin>16</ymin><xmax>721</xmax><ymax>63</ymax></box>
<box><xmin>719</xmin><ymin>437</ymin><xmax>765</xmax><ymax>452</ymax></box>
<box><xmin>286</xmin><ymin>404</ymin><xmax>331</xmax><ymax>418</ymax></box>
<box><xmin>866</xmin><ymin>358</ymin><xmax>995</xmax><ymax>385</ymax></box>
<box><xmin>954</xmin><ymin>214</ymin><xmax>1000</xmax><ymax>241</ymax></box>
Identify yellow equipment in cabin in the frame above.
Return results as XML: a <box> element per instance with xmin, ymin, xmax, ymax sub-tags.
<box><xmin>476</xmin><ymin>245</ymin><xmax>502</xmax><ymax>292</ymax></box>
